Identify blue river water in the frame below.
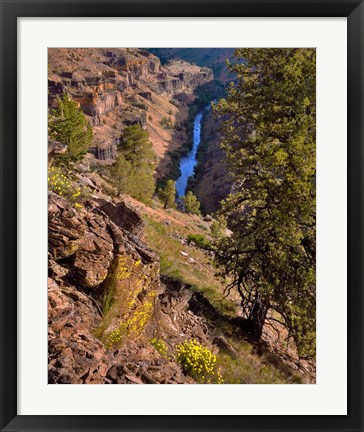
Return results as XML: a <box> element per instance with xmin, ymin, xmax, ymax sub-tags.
<box><xmin>175</xmin><ymin>110</ymin><xmax>204</xmax><ymax>198</ymax></box>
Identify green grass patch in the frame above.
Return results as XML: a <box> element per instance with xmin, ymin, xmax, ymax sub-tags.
<box><xmin>187</xmin><ymin>233</ymin><xmax>211</xmax><ymax>250</ymax></box>
<box><xmin>143</xmin><ymin>215</ymin><xmax>236</xmax><ymax>313</ymax></box>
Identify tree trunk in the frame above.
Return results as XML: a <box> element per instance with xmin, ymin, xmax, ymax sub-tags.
<box><xmin>246</xmin><ymin>298</ymin><xmax>268</xmax><ymax>341</ymax></box>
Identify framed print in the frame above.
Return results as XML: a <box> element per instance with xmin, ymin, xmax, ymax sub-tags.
<box><xmin>0</xmin><ymin>0</ymin><xmax>363</xmax><ymax>431</ymax></box>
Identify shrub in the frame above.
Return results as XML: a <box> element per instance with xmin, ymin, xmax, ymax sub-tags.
<box><xmin>160</xmin><ymin>116</ymin><xmax>173</xmax><ymax>129</ymax></box>
<box><xmin>48</xmin><ymin>166</ymin><xmax>88</xmax><ymax>208</ymax></box>
<box><xmin>101</xmin><ymin>256</ymin><xmax>157</xmax><ymax>349</ymax></box>
<box><xmin>187</xmin><ymin>233</ymin><xmax>211</xmax><ymax>250</ymax></box>
<box><xmin>182</xmin><ymin>191</ymin><xmax>201</xmax><ymax>215</ymax></box>
<box><xmin>175</xmin><ymin>339</ymin><xmax>223</xmax><ymax>383</ymax></box>
<box><xmin>151</xmin><ymin>337</ymin><xmax>169</xmax><ymax>358</ymax></box>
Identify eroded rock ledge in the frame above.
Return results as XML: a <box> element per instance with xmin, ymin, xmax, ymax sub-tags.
<box><xmin>48</xmin><ymin>193</ymin><xmax>221</xmax><ymax>384</ymax></box>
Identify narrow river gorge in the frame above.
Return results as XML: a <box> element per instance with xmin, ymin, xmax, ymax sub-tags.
<box><xmin>175</xmin><ymin>108</ymin><xmax>206</xmax><ymax>198</ymax></box>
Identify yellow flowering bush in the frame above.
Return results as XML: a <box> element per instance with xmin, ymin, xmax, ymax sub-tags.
<box><xmin>151</xmin><ymin>337</ymin><xmax>169</xmax><ymax>358</ymax></box>
<box><xmin>48</xmin><ymin>166</ymin><xmax>88</xmax><ymax>207</ymax></box>
<box><xmin>105</xmin><ymin>301</ymin><xmax>154</xmax><ymax>349</ymax></box>
<box><xmin>175</xmin><ymin>339</ymin><xmax>224</xmax><ymax>383</ymax></box>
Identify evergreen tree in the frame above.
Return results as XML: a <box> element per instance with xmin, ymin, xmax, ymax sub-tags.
<box><xmin>213</xmin><ymin>49</ymin><xmax>316</xmax><ymax>358</ymax></box>
<box><xmin>160</xmin><ymin>179</ymin><xmax>176</xmax><ymax>209</ymax></box>
<box><xmin>110</xmin><ymin>153</ymin><xmax>133</xmax><ymax>196</ymax></box>
<box><xmin>112</xmin><ymin>125</ymin><xmax>155</xmax><ymax>204</ymax></box>
<box><xmin>182</xmin><ymin>191</ymin><xmax>201</xmax><ymax>215</ymax></box>
<box><xmin>119</xmin><ymin>125</ymin><xmax>154</xmax><ymax>169</ymax></box>
<box><xmin>48</xmin><ymin>94</ymin><xmax>93</xmax><ymax>163</ymax></box>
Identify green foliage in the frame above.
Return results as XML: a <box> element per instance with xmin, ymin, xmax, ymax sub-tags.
<box><xmin>110</xmin><ymin>153</ymin><xmax>134</xmax><ymax>196</ymax></box>
<box><xmin>48</xmin><ymin>165</ymin><xmax>89</xmax><ymax>208</ymax></box>
<box><xmin>159</xmin><ymin>179</ymin><xmax>176</xmax><ymax>209</ymax></box>
<box><xmin>187</xmin><ymin>233</ymin><xmax>211</xmax><ymax>250</ymax></box>
<box><xmin>151</xmin><ymin>337</ymin><xmax>169</xmax><ymax>358</ymax></box>
<box><xmin>210</xmin><ymin>216</ymin><xmax>227</xmax><ymax>238</ymax></box>
<box><xmin>213</xmin><ymin>48</ymin><xmax>316</xmax><ymax>358</ymax></box>
<box><xmin>182</xmin><ymin>191</ymin><xmax>201</xmax><ymax>215</ymax></box>
<box><xmin>175</xmin><ymin>339</ymin><xmax>223</xmax><ymax>383</ymax></box>
<box><xmin>111</xmin><ymin>125</ymin><xmax>155</xmax><ymax>204</ymax></box>
<box><xmin>160</xmin><ymin>116</ymin><xmax>174</xmax><ymax>129</ymax></box>
<box><xmin>48</xmin><ymin>94</ymin><xmax>93</xmax><ymax>163</ymax></box>
<box><xmin>119</xmin><ymin>125</ymin><xmax>154</xmax><ymax>168</ymax></box>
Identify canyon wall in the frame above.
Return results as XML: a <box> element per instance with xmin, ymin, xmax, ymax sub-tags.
<box><xmin>48</xmin><ymin>49</ymin><xmax>213</xmax><ymax>177</ymax></box>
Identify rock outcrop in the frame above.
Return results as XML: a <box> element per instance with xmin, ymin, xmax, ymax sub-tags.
<box><xmin>48</xmin><ymin>140</ymin><xmax>68</xmax><ymax>165</ymax></box>
<box><xmin>48</xmin><ymin>190</ymin><xmax>314</xmax><ymax>384</ymax></box>
<box><xmin>48</xmin><ymin>49</ymin><xmax>213</xmax><ymax>166</ymax></box>
<box><xmin>156</xmin><ymin>60</ymin><xmax>213</xmax><ymax>95</ymax></box>
<box><xmin>48</xmin><ymin>192</ymin><xmax>226</xmax><ymax>384</ymax></box>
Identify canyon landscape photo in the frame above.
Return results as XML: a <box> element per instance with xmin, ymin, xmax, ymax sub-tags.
<box><xmin>48</xmin><ymin>48</ymin><xmax>316</xmax><ymax>384</ymax></box>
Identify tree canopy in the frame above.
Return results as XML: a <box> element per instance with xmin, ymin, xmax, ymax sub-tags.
<box><xmin>182</xmin><ymin>191</ymin><xmax>201</xmax><ymax>215</ymax></box>
<box><xmin>48</xmin><ymin>94</ymin><xmax>93</xmax><ymax>163</ymax></box>
<box><xmin>159</xmin><ymin>179</ymin><xmax>177</xmax><ymax>209</ymax></box>
<box><xmin>110</xmin><ymin>153</ymin><xmax>134</xmax><ymax>196</ymax></box>
<box><xmin>111</xmin><ymin>125</ymin><xmax>155</xmax><ymax>203</ymax></box>
<box><xmin>213</xmin><ymin>49</ymin><xmax>316</xmax><ymax>358</ymax></box>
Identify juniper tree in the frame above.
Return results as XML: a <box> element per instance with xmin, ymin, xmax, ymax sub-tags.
<box><xmin>213</xmin><ymin>49</ymin><xmax>316</xmax><ymax>358</ymax></box>
<box><xmin>110</xmin><ymin>153</ymin><xmax>133</xmax><ymax>196</ymax></box>
<box><xmin>160</xmin><ymin>179</ymin><xmax>177</xmax><ymax>209</ymax></box>
<box><xmin>48</xmin><ymin>94</ymin><xmax>93</xmax><ymax>163</ymax></box>
<box><xmin>114</xmin><ymin>125</ymin><xmax>156</xmax><ymax>204</ymax></box>
<box><xmin>183</xmin><ymin>191</ymin><xmax>201</xmax><ymax>215</ymax></box>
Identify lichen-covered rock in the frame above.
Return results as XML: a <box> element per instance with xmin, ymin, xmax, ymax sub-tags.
<box><xmin>101</xmin><ymin>254</ymin><xmax>159</xmax><ymax>347</ymax></box>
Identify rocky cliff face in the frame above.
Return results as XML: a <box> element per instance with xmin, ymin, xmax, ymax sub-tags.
<box><xmin>48</xmin><ymin>191</ymin><xmax>224</xmax><ymax>384</ymax></box>
<box><xmin>48</xmin><ymin>49</ymin><xmax>160</xmax><ymax>122</ymax></box>
<box><xmin>156</xmin><ymin>60</ymin><xmax>213</xmax><ymax>95</ymax></box>
<box><xmin>48</xmin><ymin>49</ymin><xmax>213</xmax><ymax>174</ymax></box>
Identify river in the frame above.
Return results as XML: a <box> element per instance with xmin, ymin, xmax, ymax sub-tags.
<box><xmin>175</xmin><ymin>110</ymin><xmax>205</xmax><ymax>198</ymax></box>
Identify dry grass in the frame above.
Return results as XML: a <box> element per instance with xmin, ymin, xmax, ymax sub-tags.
<box><xmin>95</xmin><ymin>192</ymin><xmax>305</xmax><ymax>383</ymax></box>
<box><xmin>138</xmin><ymin>200</ymin><xmax>238</xmax><ymax>314</ymax></box>
<box><xmin>216</xmin><ymin>336</ymin><xmax>303</xmax><ymax>384</ymax></box>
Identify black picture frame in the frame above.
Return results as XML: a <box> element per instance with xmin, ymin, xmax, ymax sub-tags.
<box><xmin>0</xmin><ymin>1</ymin><xmax>362</xmax><ymax>431</ymax></box>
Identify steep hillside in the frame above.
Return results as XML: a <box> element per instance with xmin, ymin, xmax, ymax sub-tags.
<box><xmin>48</xmin><ymin>48</ymin><xmax>213</xmax><ymax>179</ymax></box>
<box><xmin>48</xmin><ymin>175</ymin><xmax>313</xmax><ymax>384</ymax></box>
<box><xmin>188</xmin><ymin>109</ymin><xmax>232</xmax><ymax>214</ymax></box>
<box><xmin>47</xmin><ymin>48</ymin><xmax>315</xmax><ymax>385</ymax></box>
